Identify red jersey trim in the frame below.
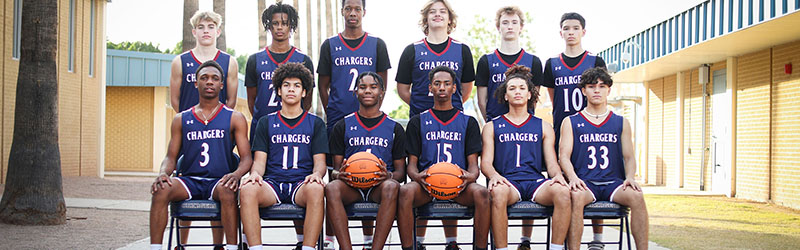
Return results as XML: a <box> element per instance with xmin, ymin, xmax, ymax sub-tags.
<box><xmin>579</xmin><ymin>111</ymin><xmax>614</xmax><ymax>128</ymax></box>
<box><xmin>191</xmin><ymin>103</ymin><xmax>226</xmax><ymax>125</ymax></box>
<box><xmin>559</xmin><ymin>51</ymin><xmax>588</xmax><ymax>71</ymax></box>
<box><xmin>277</xmin><ymin>110</ymin><xmax>308</xmax><ymax>129</ymax></box>
<box><xmin>501</xmin><ymin>114</ymin><xmax>532</xmax><ymax>128</ymax></box>
<box><xmin>495</xmin><ymin>49</ymin><xmax>525</xmax><ymax>68</ymax></box>
<box><xmin>267</xmin><ymin>47</ymin><xmax>297</xmax><ymax>65</ymax></box>
<box><xmin>423</xmin><ymin>37</ymin><xmax>452</xmax><ymax>57</ymax></box>
<box><xmin>189</xmin><ymin>50</ymin><xmax>221</xmax><ymax>65</ymax></box>
<box><xmin>355</xmin><ymin>112</ymin><xmax>387</xmax><ymax>131</ymax></box>
<box><xmin>429</xmin><ymin>109</ymin><xmax>460</xmax><ymax>126</ymax></box>
<box><xmin>339</xmin><ymin>32</ymin><xmax>368</xmax><ymax>51</ymax></box>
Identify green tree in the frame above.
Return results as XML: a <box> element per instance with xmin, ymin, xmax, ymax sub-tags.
<box><xmin>106</xmin><ymin>41</ymin><xmax>166</xmax><ymax>53</ymax></box>
<box><xmin>388</xmin><ymin>103</ymin><xmax>410</xmax><ymax>120</ymax></box>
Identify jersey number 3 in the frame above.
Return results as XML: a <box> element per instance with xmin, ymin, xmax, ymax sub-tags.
<box><xmin>587</xmin><ymin>145</ymin><xmax>609</xmax><ymax>169</ymax></box>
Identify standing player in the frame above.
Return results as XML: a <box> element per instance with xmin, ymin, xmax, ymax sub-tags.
<box><xmin>397</xmin><ymin>66</ymin><xmax>489</xmax><ymax>250</ymax></box>
<box><xmin>326</xmin><ymin>72</ymin><xmax>405</xmax><ymax>250</ymax></box>
<box><xmin>239</xmin><ymin>63</ymin><xmax>327</xmax><ymax>250</ymax></box>
<box><xmin>559</xmin><ymin>68</ymin><xmax>649</xmax><ymax>250</ymax></box>
<box><xmin>476</xmin><ymin>6</ymin><xmax>543</xmax><ymax>122</ymax></box>
<box><xmin>150</xmin><ymin>61</ymin><xmax>252</xmax><ymax>250</ymax></box>
<box><xmin>542</xmin><ymin>13</ymin><xmax>607</xmax><ymax>247</ymax></box>
<box><xmin>246</xmin><ymin>2</ymin><xmax>315</xmax><ymax>142</ymax></box>
<box><xmin>396</xmin><ymin>0</ymin><xmax>475</xmax><ymax>118</ymax></box>
<box><xmin>481</xmin><ymin>65</ymin><xmax>571</xmax><ymax>250</ymax></box>
<box><xmin>171</xmin><ymin>10</ymin><xmax>239</xmax><ymax>113</ymax></box>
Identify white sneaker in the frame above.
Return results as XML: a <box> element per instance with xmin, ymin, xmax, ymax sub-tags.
<box><xmin>323</xmin><ymin>239</ymin><xmax>336</xmax><ymax>250</ymax></box>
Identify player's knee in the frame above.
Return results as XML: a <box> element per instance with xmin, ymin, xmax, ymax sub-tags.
<box><xmin>553</xmin><ymin>188</ymin><xmax>571</xmax><ymax>207</ymax></box>
<box><xmin>490</xmin><ymin>186</ymin><xmax>509</xmax><ymax>204</ymax></box>
<box><xmin>324</xmin><ymin>181</ymin><xmax>344</xmax><ymax>199</ymax></box>
<box><xmin>238</xmin><ymin>184</ymin><xmax>259</xmax><ymax>203</ymax></box>
<box><xmin>305</xmin><ymin>183</ymin><xmax>325</xmax><ymax>201</ymax></box>
<box><xmin>381</xmin><ymin>180</ymin><xmax>400</xmax><ymax>197</ymax></box>
<box><xmin>216</xmin><ymin>187</ymin><xmax>236</xmax><ymax>203</ymax></box>
<box><xmin>473</xmin><ymin>186</ymin><xmax>491</xmax><ymax>204</ymax></box>
<box><xmin>151</xmin><ymin>187</ymin><xmax>171</xmax><ymax>202</ymax></box>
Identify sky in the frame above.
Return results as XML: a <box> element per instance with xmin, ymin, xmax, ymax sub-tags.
<box><xmin>107</xmin><ymin>0</ymin><xmax>703</xmax><ymax>114</ymax></box>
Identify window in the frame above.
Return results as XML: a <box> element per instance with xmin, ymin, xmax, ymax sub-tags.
<box><xmin>68</xmin><ymin>0</ymin><xmax>75</xmax><ymax>72</ymax></box>
<box><xmin>89</xmin><ymin>0</ymin><xmax>96</xmax><ymax>77</ymax></box>
<box><xmin>12</xmin><ymin>0</ymin><xmax>22</xmax><ymax>59</ymax></box>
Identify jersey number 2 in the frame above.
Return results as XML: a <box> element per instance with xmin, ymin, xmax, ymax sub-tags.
<box><xmin>587</xmin><ymin>145</ymin><xmax>609</xmax><ymax>169</ymax></box>
<box><xmin>267</xmin><ymin>84</ymin><xmax>280</xmax><ymax>107</ymax></box>
<box><xmin>348</xmin><ymin>68</ymin><xmax>359</xmax><ymax>92</ymax></box>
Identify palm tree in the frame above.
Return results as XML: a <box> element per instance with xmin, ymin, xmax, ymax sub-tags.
<box><xmin>258</xmin><ymin>0</ymin><xmax>267</xmax><ymax>49</ymax></box>
<box><xmin>0</xmin><ymin>0</ymin><xmax>65</xmax><ymax>225</ymax></box>
<box><xmin>213</xmin><ymin>0</ymin><xmax>227</xmax><ymax>51</ymax></box>
<box><xmin>182</xmin><ymin>0</ymin><xmax>199</xmax><ymax>52</ymax></box>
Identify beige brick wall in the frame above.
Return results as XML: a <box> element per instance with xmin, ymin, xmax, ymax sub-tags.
<box><xmin>105</xmin><ymin>87</ymin><xmax>153</xmax><ymax>172</ymax></box>
<box><xmin>735</xmin><ymin>49</ymin><xmax>772</xmax><ymax>202</ymax></box>
<box><xmin>647</xmin><ymin>78</ymin><xmax>664</xmax><ymax>185</ymax></box>
<box><xmin>683</xmin><ymin>70</ymin><xmax>702</xmax><ymax>189</ymax></box>
<box><xmin>770</xmin><ymin>41</ymin><xmax>800</xmax><ymax>209</ymax></box>
<box><xmin>2</xmin><ymin>0</ymin><xmax>12</xmax><ymax>184</ymax></box>
<box><xmin>662</xmin><ymin>75</ymin><xmax>678</xmax><ymax>188</ymax></box>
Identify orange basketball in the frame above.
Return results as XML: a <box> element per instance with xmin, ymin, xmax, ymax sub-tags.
<box><xmin>342</xmin><ymin>151</ymin><xmax>384</xmax><ymax>189</ymax></box>
<box><xmin>425</xmin><ymin>162</ymin><xmax>465</xmax><ymax>200</ymax></box>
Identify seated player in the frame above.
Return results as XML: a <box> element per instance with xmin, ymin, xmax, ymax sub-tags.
<box><xmin>325</xmin><ymin>72</ymin><xmax>406</xmax><ymax>250</ymax></box>
<box><xmin>239</xmin><ymin>63</ymin><xmax>328</xmax><ymax>250</ymax></box>
<box><xmin>480</xmin><ymin>65</ymin><xmax>571</xmax><ymax>250</ymax></box>
<box><xmin>559</xmin><ymin>67</ymin><xmax>649</xmax><ymax>250</ymax></box>
<box><xmin>149</xmin><ymin>60</ymin><xmax>253</xmax><ymax>250</ymax></box>
<box><xmin>397</xmin><ymin>66</ymin><xmax>490</xmax><ymax>250</ymax></box>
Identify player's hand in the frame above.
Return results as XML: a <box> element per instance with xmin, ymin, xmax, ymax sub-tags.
<box><xmin>304</xmin><ymin>173</ymin><xmax>324</xmax><ymax>186</ymax></box>
<box><xmin>488</xmin><ymin>175</ymin><xmax>512</xmax><ymax>191</ymax></box>
<box><xmin>622</xmin><ymin>178</ymin><xmax>642</xmax><ymax>192</ymax></box>
<box><xmin>416</xmin><ymin>169</ymin><xmax>432</xmax><ymax>191</ymax></box>
<box><xmin>550</xmin><ymin>174</ymin><xmax>568</xmax><ymax>187</ymax></box>
<box><xmin>240</xmin><ymin>174</ymin><xmax>264</xmax><ymax>189</ymax></box>
<box><xmin>568</xmin><ymin>177</ymin><xmax>589</xmax><ymax>192</ymax></box>
<box><xmin>220</xmin><ymin>172</ymin><xmax>242</xmax><ymax>190</ymax></box>
<box><xmin>458</xmin><ymin>169</ymin><xmax>478</xmax><ymax>184</ymax></box>
<box><xmin>152</xmin><ymin>173</ymin><xmax>172</xmax><ymax>194</ymax></box>
<box><xmin>374</xmin><ymin>169</ymin><xmax>392</xmax><ymax>182</ymax></box>
<box><xmin>334</xmin><ymin>170</ymin><xmax>352</xmax><ymax>182</ymax></box>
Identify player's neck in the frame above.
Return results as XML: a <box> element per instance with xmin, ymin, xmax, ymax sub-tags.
<box><xmin>357</xmin><ymin>107</ymin><xmax>382</xmax><ymax>119</ymax></box>
<box><xmin>280</xmin><ymin>103</ymin><xmax>304</xmax><ymax>118</ymax></box>
<box><xmin>563</xmin><ymin>45</ymin><xmax>584</xmax><ymax>57</ymax></box>
<box><xmin>342</xmin><ymin>28</ymin><xmax>364</xmax><ymax>40</ymax></box>
<box><xmin>426</xmin><ymin>31</ymin><xmax>449</xmax><ymax>44</ymax></box>
<box><xmin>506</xmin><ymin>105</ymin><xmax>529</xmax><ymax>120</ymax></box>
<box><xmin>191</xmin><ymin>46</ymin><xmax>219</xmax><ymax>60</ymax></box>
<box><xmin>197</xmin><ymin>98</ymin><xmax>221</xmax><ymax>110</ymax></box>
<box><xmin>268</xmin><ymin>41</ymin><xmax>292</xmax><ymax>53</ymax></box>
<box><xmin>498</xmin><ymin>39</ymin><xmax>521</xmax><ymax>55</ymax></box>
<box><xmin>583</xmin><ymin>104</ymin><xmax>608</xmax><ymax>117</ymax></box>
<box><xmin>432</xmin><ymin>101</ymin><xmax>453</xmax><ymax>111</ymax></box>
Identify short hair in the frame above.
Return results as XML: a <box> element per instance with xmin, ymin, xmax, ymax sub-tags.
<box><xmin>419</xmin><ymin>0</ymin><xmax>458</xmax><ymax>35</ymax></box>
<box><xmin>341</xmin><ymin>0</ymin><xmax>366</xmax><ymax>9</ymax></box>
<box><xmin>495</xmin><ymin>6</ymin><xmax>526</xmax><ymax>28</ymax></box>
<box><xmin>190</xmin><ymin>10</ymin><xmax>223</xmax><ymax>28</ymax></box>
<box><xmin>356</xmin><ymin>71</ymin><xmax>385</xmax><ymax>91</ymax></box>
<box><xmin>195</xmin><ymin>60</ymin><xmax>224</xmax><ymax>80</ymax></box>
<box><xmin>272</xmin><ymin>63</ymin><xmax>314</xmax><ymax>94</ymax></box>
<box><xmin>428</xmin><ymin>65</ymin><xmax>457</xmax><ymax>84</ymax></box>
<box><xmin>579</xmin><ymin>67</ymin><xmax>613</xmax><ymax>88</ymax></box>
<box><xmin>560</xmin><ymin>12</ymin><xmax>585</xmax><ymax>28</ymax></box>
<box><xmin>262</xmin><ymin>2</ymin><xmax>299</xmax><ymax>32</ymax></box>
<box><xmin>494</xmin><ymin>65</ymin><xmax>538</xmax><ymax>110</ymax></box>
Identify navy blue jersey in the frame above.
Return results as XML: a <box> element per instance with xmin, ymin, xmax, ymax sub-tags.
<box><xmin>570</xmin><ymin>112</ymin><xmax>626</xmax><ymax>182</ymax></box>
<box><xmin>418</xmin><ymin>109</ymin><xmax>469</xmax><ymax>171</ymax></box>
<box><xmin>409</xmin><ymin>38</ymin><xmax>465</xmax><ymax>117</ymax></box>
<box><xmin>179</xmin><ymin>105</ymin><xmax>234</xmax><ymax>178</ymax></box>
<box><xmin>326</xmin><ymin>33</ymin><xmax>380</xmax><ymax>131</ymax></box>
<box><xmin>265</xmin><ymin>111</ymin><xmax>319</xmax><ymax>182</ymax></box>
<box><xmin>549</xmin><ymin>52</ymin><xmax>596</xmax><ymax>137</ymax></box>
<box><xmin>178</xmin><ymin>50</ymin><xmax>231</xmax><ymax>112</ymax></box>
<box><xmin>343</xmin><ymin>112</ymin><xmax>397</xmax><ymax>172</ymax></box>
<box><xmin>492</xmin><ymin>115</ymin><xmax>545</xmax><ymax>181</ymax></box>
<box><xmin>485</xmin><ymin>49</ymin><xmax>536</xmax><ymax>120</ymax></box>
<box><xmin>252</xmin><ymin>47</ymin><xmax>308</xmax><ymax>121</ymax></box>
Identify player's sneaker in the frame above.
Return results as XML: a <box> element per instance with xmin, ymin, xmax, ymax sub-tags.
<box><xmin>294</xmin><ymin>242</ymin><xmax>303</xmax><ymax>250</ymax></box>
<box><xmin>238</xmin><ymin>242</ymin><xmax>249</xmax><ymax>250</ymax></box>
<box><xmin>323</xmin><ymin>239</ymin><xmax>335</xmax><ymax>250</ymax></box>
<box><xmin>415</xmin><ymin>242</ymin><xmax>427</xmax><ymax>250</ymax></box>
<box><xmin>587</xmin><ymin>241</ymin><xmax>605</xmax><ymax>250</ymax></box>
<box><xmin>214</xmin><ymin>245</ymin><xmax>224</xmax><ymax>250</ymax></box>
<box><xmin>173</xmin><ymin>246</ymin><xmax>185</xmax><ymax>250</ymax></box>
<box><xmin>517</xmin><ymin>240</ymin><xmax>531</xmax><ymax>250</ymax></box>
<box><xmin>362</xmin><ymin>240</ymin><xmax>372</xmax><ymax>250</ymax></box>
<box><xmin>445</xmin><ymin>241</ymin><xmax>461</xmax><ymax>250</ymax></box>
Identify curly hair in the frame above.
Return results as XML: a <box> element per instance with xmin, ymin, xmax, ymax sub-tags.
<box><xmin>272</xmin><ymin>63</ymin><xmax>314</xmax><ymax>94</ymax></box>
<box><xmin>419</xmin><ymin>0</ymin><xmax>457</xmax><ymax>35</ymax></box>
<box><xmin>356</xmin><ymin>71</ymin><xmax>385</xmax><ymax>91</ymax></box>
<box><xmin>494</xmin><ymin>65</ymin><xmax>539</xmax><ymax>110</ymax></box>
<box><xmin>262</xmin><ymin>1</ymin><xmax>298</xmax><ymax>32</ymax></box>
<box><xmin>579</xmin><ymin>67</ymin><xmax>613</xmax><ymax>88</ymax></box>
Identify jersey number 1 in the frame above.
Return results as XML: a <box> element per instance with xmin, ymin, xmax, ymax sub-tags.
<box><xmin>282</xmin><ymin>146</ymin><xmax>299</xmax><ymax>169</ymax></box>
<box><xmin>563</xmin><ymin>88</ymin><xmax>583</xmax><ymax>112</ymax></box>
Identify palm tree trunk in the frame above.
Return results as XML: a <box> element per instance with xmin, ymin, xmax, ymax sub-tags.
<box><xmin>213</xmin><ymin>0</ymin><xmax>226</xmax><ymax>51</ymax></box>
<box><xmin>292</xmin><ymin>0</ymin><xmax>300</xmax><ymax>47</ymax></box>
<box><xmin>182</xmin><ymin>0</ymin><xmax>199</xmax><ymax>52</ymax></box>
<box><xmin>258</xmin><ymin>0</ymin><xmax>267</xmax><ymax>49</ymax></box>
<box><xmin>0</xmin><ymin>0</ymin><xmax>65</xmax><ymax>225</ymax></box>
<box><xmin>325</xmin><ymin>0</ymin><xmax>333</xmax><ymax>37</ymax></box>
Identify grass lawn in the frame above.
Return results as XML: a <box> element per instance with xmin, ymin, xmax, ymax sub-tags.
<box><xmin>645</xmin><ymin>194</ymin><xmax>800</xmax><ymax>249</ymax></box>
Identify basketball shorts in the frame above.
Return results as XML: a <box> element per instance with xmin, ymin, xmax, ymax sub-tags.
<box><xmin>508</xmin><ymin>178</ymin><xmax>548</xmax><ymax>202</ymax></box>
<box><xmin>265</xmin><ymin>178</ymin><xmax>304</xmax><ymax>205</ymax></box>
<box><xmin>175</xmin><ymin>176</ymin><xmax>222</xmax><ymax>201</ymax></box>
<box><xmin>585</xmin><ymin>179</ymin><xmax>625</xmax><ymax>202</ymax></box>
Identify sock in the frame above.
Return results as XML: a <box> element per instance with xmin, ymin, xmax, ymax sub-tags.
<box><xmin>475</xmin><ymin>248</ymin><xmax>488</xmax><ymax>250</ymax></box>
<box><xmin>520</xmin><ymin>236</ymin><xmax>531</xmax><ymax>242</ymax></box>
<box><xmin>403</xmin><ymin>247</ymin><xmax>414</xmax><ymax>250</ymax></box>
<box><xmin>242</xmin><ymin>233</ymin><xmax>248</xmax><ymax>244</ymax></box>
<box><xmin>325</xmin><ymin>235</ymin><xmax>335</xmax><ymax>242</ymax></box>
<box><xmin>445</xmin><ymin>237</ymin><xmax>457</xmax><ymax>243</ymax></box>
<box><xmin>363</xmin><ymin>235</ymin><xmax>373</xmax><ymax>242</ymax></box>
<box><xmin>416</xmin><ymin>236</ymin><xmax>425</xmax><ymax>243</ymax></box>
<box><xmin>150</xmin><ymin>244</ymin><xmax>161</xmax><ymax>250</ymax></box>
<box><xmin>594</xmin><ymin>233</ymin><xmax>603</xmax><ymax>242</ymax></box>
<box><xmin>297</xmin><ymin>234</ymin><xmax>304</xmax><ymax>242</ymax></box>
<box><xmin>550</xmin><ymin>244</ymin><xmax>564</xmax><ymax>250</ymax></box>
<box><xmin>249</xmin><ymin>246</ymin><xmax>263</xmax><ymax>250</ymax></box>
<box><xmin>225</xmin><ymin>245</ymin><xmax>238</xmax><ymax>250</ymax></box>
<box><xmin>302</xmin><ymin>247</ymin><xmax>315</xmax><ymax>250</ymax></box>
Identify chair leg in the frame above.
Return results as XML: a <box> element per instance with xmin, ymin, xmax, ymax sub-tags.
<box><xmin>176</xmin><ymin>218</ymin><xmax>182</xmax><ymax>249</ymax></box>
<box><xmin>546</xmin><ymin>217</ymin><xmax>551</xmax><ymax>250</ymax></box>
<box><xmin>412</xmin><ymin>218</ymin><xmax>418</xmax><ymax>250</ymax></box>
<box><xmin>168</xmin><ymin>216</ymin><xmax>175</xmax><ymax>250</ymax></box>
<box><xmin>625</xmin><ymin>216</ymin><xmax>632</xmax><ymax>250</ymax></box>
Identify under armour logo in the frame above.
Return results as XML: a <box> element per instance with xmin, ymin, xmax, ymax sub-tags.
<box><xmin>498</xmin><ymin>124</ymin><xmax>505</xmax><ymax>128</ymax></box>
<box><xmin>421</xmin><ymin>51</ymin><xmax>428</xmax><ymax>56</ymax></box>
<box><xmin>273</xmin><ymin>124</ymin><xmax>280</xmax><ymax>128</ymax></box>
<box><xmin>492</xmin><ymin>63</ymin><xmax>499</xmax><ymax>67</ymax></box>
<box><xmin>577</xmin><ymin>123</ymin><xmax>585</xmax><ymax>128</ymax></box>
<box><xmin>335</xmin><ymin>46</ymin><xmax>342</xmax><ymax>51</ymax></box>
<box><xmin>261</xmin><ymin>61</ymin><xmax>269</xmax><ymax>65</ymax></box>
<box><xmin>350</xmin><ymin>126</ymin><xmax>358</xmax><ymax>131</ymax></box>
<box><xmin>186</xmin><ymin>120</ymin><xmax>194</xmax><ymax>125</ymax></box>
<box><xmin>555</xmin><ymin>66</ymin><xmax>562</xmax><ymax>71</ymax></box>
<box><xmin>186</xmin><ymin>63</ymin><xmax>194</xmax><ymax>67</ymax></box>
<box><xmin>425</xmin><ymin>120</ymin><xmax>432</xmax><ymax>125</ymax></box>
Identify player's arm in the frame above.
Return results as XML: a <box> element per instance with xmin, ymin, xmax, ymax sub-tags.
<box><xmin>225</xmin><ymin>57</ymin><xmax>239</xmax><ymax>109</ymax></box>
<box><xmin>474</xmin><ymin>55</ymin><xmax>489</xmax><ymax>119</ymax></box>
<box><xmin>477</xmin><ymin>87</ymin><xmax>487</xmax><ymax>120</ymax></box>
<box><xmin>397</xmin><ymin>83</ymin><xmax>412</xmax><ymax>105</ymax></box>
<box><xmin>242</xmin><ymin>117</ymin><xmax>268</xmax><ymax>186</ymax></box>
<box><xmin>396</xmin><ymin>45</ymin><xmax>415</xmax><ymax>105</ymax></box>
<box><xmin>389</xmin><ymin>124</ymin><xmax>407</xmax><ymax>183</ymax></box>
<box><xmin>304</xmin><ymin>117</ymin><xmax>327</xmax><ymax>184</ymax></box>
<box><xmin>318</xmin><ymin>75</ymin><xmax>331</xmax><ymax>112</ymax></box>
<box><xmin>245</xmin><ymin>54</ymin><xmax>258</xmax><ymax>116</ymax></box>
<box><xmin>480</xmin><ymin>122</ymin><xmax>508</xmax><ymax>190</ymax></box>
<box><xmin>460</xmin><ymin>117</ymin><xmax>482</xmax><ymax>186</ymax></box>
<box><xmin>558</xmin><ymin>117</ymin><xmax>586</xmax><ymax>191</ymax></box>
<box><xmin>542</xmin><ymin>120</ymin><xmax>567</xmax><ymax>186</ymax></box>
<box><xmin>406</xmin><ymin>155</ymin><xmax>426</xmax><ymax>187</ymax></box>
<box><xmin>547</xmin><ymin>88</ymin><xmax>555</xmax><ymax>104</ymax></box>
<box><xmin>153</xmin><ymin>114</ymin><xmax>183</xmax><ymax>193</ymax></box>
<box><xmin>302</xmin><ymin>57</ymin><xmax>315</xmax><ymax>111</ymax></box>
<box><xmin>169</xmin><ymin>57</ymin><xmax>182</xmax><ymax>113</ymax></box>
<box><xmin>226</xmin><ymin>112</ymin><xmax>253</xmax><ymax>186</ymax></box>
<box><xmin>621</xmin><ymin>118</ymin><xmax>641</xmax><ymax>191</ymax></box>
<box><xmin>461</xmin><ymin>82</ymin><xmax>474</xmax><ymax>103</ymax></box>
<box><xmin>543</xmin><ymin>60</ymin><xmax>555</xmax><ymax>103</ymax></box>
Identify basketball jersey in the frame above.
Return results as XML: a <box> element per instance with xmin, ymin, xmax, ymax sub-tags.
<box><xmin>570</xmin><ymin>112</ymin><xmax>626</xmax><ymax>182</ymax></box>
<box><xmin>343</xmin><ymin>113</ymin><xmax>397</xmax><ymax>172</ymax></box>
<box><xmin>549</xmin><ymin>52</ymin><xmax>596</xmax><ymax>136</ymax></box>
<box><xmin>485</xmin><ymin>49</ymin><xmax>536</xmax><ymax>120</ymax></box>
<box><xmin>252</xmin><ymin>47</ymin><xmax>308</xmax><ymax>122</ymax></box>
<box><xmin>492</xmin><ymin>115</ymin><xmax>545</xmax><ymax>181</ymax></box>
<box><xmin>409</xmin><ymin>38</ymin><xmax>464</xmax><ymax>117</ymax></box>
<box><xmin>179</xmin><ymin>50</ymin><xmax>231</xmax><ymax>112</ymax></box>
<box><xmin>418</xmin><ymin>110</ymin><xmax>469</xmax><ymax>171</ymax></box>
<box><xmin>326</xmin><ymin>33</ymin><xmax>379</xmax><ymax>130</ymax></box>
<box><xmin>265</xmin><ymin>111</ymin><xmax>319</xmax><ymax>182</ymax></box>
<box><xmin>179</xmin><ymin>105</ymin><xmax>234</xmax><ymax>178</ymax></box>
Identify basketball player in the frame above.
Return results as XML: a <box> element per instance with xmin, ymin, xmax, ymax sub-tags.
<box><xmin>239</xmin><ymin>63</ymin><xmax>327</xmax><ymax>250</ymax></box>
<box><xmin>246</xmin><ymin>2</ymin><xmax>314</xmax><ymax>142</ymax></box>
<box><xmin>559</xmin><ymin>68</ymin><xmax>649</xmax><ymax>250</ymax></box>
<box><xmin>325</xmin><ymin>72</ymin><xmax>406</xmax><ymax>250</ymax></box>
<box><xmin>481</xmin><ymin>65</ymin><xmax>571</xmax><ymax>250</ymax></box>
<box><xmin>542</xmin><ymin>13</ymin><xmax>607</xmax><ymax>248</ymax></box>
<box><xmin>170</xmin><ymin>10</ymin><xmax>238</xmax><ymax>113</ymax></box>
<box><xmin>150</xmin><ymin>60</ymin><xmax>252</xmax><ymax>250</ymax></box>
<box><xmin>397</xmin><ymin>66</ymin><xmax>489</xmax><ymax>250</ymax></box>
<box><xmin>396</xmin><ymin>0</ymin><xmax>475</xmax><ymax>118</ymax></box>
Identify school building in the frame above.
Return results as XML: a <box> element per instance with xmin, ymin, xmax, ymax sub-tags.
<box><xmin>0</xmin><ymin>0</ymin><xmax>108</xmax><ymax>184</ymax></box>
<box><xmin>598</xmin><ymin>0</ymin><xmax>800</xmax><ymax>209</ymax></box>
